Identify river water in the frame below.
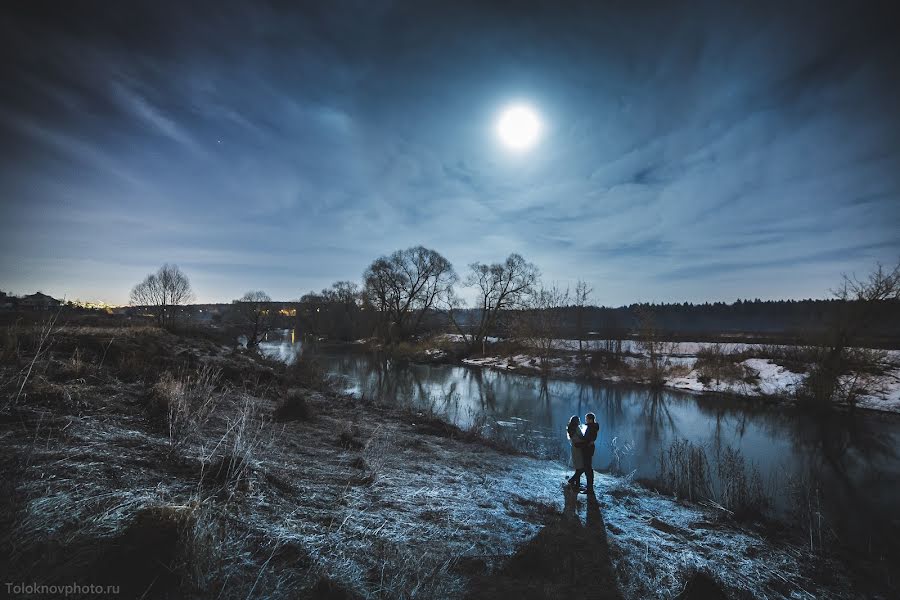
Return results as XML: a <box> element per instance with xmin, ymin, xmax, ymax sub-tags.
<box><xmin>259</xmin><ymin>331</ymin><xmax>900</xmax><ymax>550</ymax></box>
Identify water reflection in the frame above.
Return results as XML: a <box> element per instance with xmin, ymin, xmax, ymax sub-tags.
<box><xmin>258</xmin><ymin>329</ymin><xmax>303</xmax><ymax>365</ymax></box>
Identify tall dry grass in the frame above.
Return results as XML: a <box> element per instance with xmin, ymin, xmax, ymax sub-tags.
<box><xmin>201</xmin><ymin>393</ymin><xmax>269</xmax><ymax>495</ymax></box>
<box><xmin>150</xmin><ymin>365</ymin><xmax>222</xmax><ymax>449</ymax></box>
<box><xmin>655</xmin><ymin>438</ymin><xmax>767</xmax><ymax>519</ymax></box>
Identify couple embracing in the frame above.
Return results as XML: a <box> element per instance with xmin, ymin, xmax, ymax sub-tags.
<box><xmin>566</xmin><ymin>412</ymin><xmax>599</xmax><ymax>493</ymax></box>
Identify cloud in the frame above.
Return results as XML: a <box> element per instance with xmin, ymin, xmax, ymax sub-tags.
<box><xmin>111</xmin><ymin>81</ymin><xmax>206</xmax><ymax>157</ymax></box>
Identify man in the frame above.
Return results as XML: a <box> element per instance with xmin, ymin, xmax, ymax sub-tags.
<box><xmin>582</xmin><ymin>413</ymin><xmax>599</xmax><ymax>492</ymax></box>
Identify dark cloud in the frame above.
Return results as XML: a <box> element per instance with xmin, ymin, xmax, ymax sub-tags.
<box><xmin>1</xmin><ymin>0</ymin><xmax>898</xmax><ymax>304</ymax></box>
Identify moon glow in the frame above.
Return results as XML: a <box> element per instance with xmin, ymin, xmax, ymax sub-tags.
<box><xmin>496</xmin><ymin>104</ymin><xmax>542</xmax><ymax>151</ymax></box>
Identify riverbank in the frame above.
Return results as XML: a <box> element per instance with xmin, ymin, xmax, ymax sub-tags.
<box><xmin>390</xmin><ymin>335</ymin><xmax>900</xmax><ymax>414</ymax></box>
<box><xmin>0</xmin><ymin>325</ymin><xmax>877</xmax><ymax>598</ymax></box>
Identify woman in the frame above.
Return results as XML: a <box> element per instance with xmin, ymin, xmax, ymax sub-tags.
<box><xmin>566</xmin><ymin>415</ymin><xmax>586</xmax><ymax>488</ymax></box>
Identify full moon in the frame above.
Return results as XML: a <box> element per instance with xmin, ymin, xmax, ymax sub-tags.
<box><xmin>496</xmin><ymin>104</ymin><xmax>542</xmax><ymax>151</ymax></box>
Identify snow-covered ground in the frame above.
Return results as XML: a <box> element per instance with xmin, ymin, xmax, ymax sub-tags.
<box><xmin>591</xmin><ymin>473</ymin><xmax>854</xmax><ymax>599</ymax></box>
<box><xmin>855</xmin><ymin>369</ymin><xmax>900</xmax><ymax>412</ymax></box>
<box><xmin>666</xmin><ymin>357</ymin><xmax>805</xmax><ymax>397</ymax></box>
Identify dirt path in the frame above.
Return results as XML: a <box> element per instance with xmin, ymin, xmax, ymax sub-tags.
<box><xmin>465</xmin><ymin>486</ymin><xmax>623</xmax><ymax>600</ymax></box>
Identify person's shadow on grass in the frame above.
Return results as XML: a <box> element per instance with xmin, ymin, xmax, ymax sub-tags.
<box><xmin>464</xmin><ymin>484</ymin><xmax>622</xmax><ymax>600</ymax></box>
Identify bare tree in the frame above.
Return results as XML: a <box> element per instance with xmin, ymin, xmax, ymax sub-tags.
<box><xmin>513</xmin><ymin>284</ymin><xmax>570</xmax><ymax>373</ymax></box>
<box><xmin>452</xmin><ymin>253</ymin><xmax>539</xmax><ymax>355</ymax></box>
<box><xmin>233</xmin><ymin>291</ymin><xmax>273</xmax><ymax>349</ymax></box>
<box><xmin>363</xmin><ymin>246</ymin><xmax>457</xmax><ymax>343</ymax></box>
<box><xmin>129</xmin><ymin>263</ymin><xmax>194</xmax><ymax>328</ymax></box>
<box><xmin>804</xmin><ymin>260</ymin><xmax>900</xmax><ymax>406</ymax></box>
<box><xmin>300</xmin><ymin>280</ymin><xmax>365</xmax><ymax>341</ymax></box>
<box><xmin>634</xmin><ymin>307</ymin><xmax>674</xmax><ymax>388</ymax></box>
<box><xmin>574</xmin><ymin>279</ymin><xmax>593</xmax><ymax>367</ymax></box>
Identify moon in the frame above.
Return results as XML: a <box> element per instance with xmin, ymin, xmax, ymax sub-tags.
<box><xmin>496</xmin><ymin>103</ymin><xmax>542</xmax><ymax>151</ymax></box>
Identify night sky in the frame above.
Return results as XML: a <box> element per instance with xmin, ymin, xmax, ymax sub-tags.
<box><xmin>1</xmin><ymin>1</ymin><xmax>899</xmax><ymax>305</ymax></box>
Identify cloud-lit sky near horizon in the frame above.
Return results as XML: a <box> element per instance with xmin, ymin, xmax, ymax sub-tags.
<box><xmin>1</xmin><ymin>1</ymin><xmax>898</xmax><ymax>306</ymax></box>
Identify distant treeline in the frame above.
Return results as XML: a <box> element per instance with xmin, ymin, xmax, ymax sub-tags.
<box><xmin>534</xmin><ymin>298</ymin><xmax>900</xmax><ymax>344</ymax></box>
<box><xmin>170</xmin><ymin>297</ymin><xmax>900</xmax><ymax>346</ymax></box>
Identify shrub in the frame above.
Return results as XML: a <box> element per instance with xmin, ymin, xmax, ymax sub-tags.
<box><xmin>391</xmin><ymin>340</ymin><xmax>425</xmax><ymax>362</ymax></box>
<box><xmin>338</xmin><ymin>425</ymin><xmax>364</xmax><ymax>450</ymax></box>
<box><xmin>0</xmin><ymin>325</ymin><xmax>21</xmax><ymax>364</ymax></box>
<box><xmin>694</xmin><ymin>345</ymin><xmax>755</xmax><ymax>386</ymax></box>
<box><xmin>274</xmin><ymin>388</ymin><xmax>311</xmax><ymax>421</ymax></box>
<box><xmin>286</xmin><ymin>355</ymin><xmax>331</xmax><ymax>391</ymax></box>
<box><xmin>755</xmin><ymin>344</ymin><xmax>814</xmax><ymax>372</ymax></box>
<box><xmin>796</xmin><ymin>345</ymin><xmax>887</xmax><ymax>407</ymax></box>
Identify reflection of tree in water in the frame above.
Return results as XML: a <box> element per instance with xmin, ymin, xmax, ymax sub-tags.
<box><xmin>690</xmin><ymin>394</ymin><xmax>779</xmax><ymax>451</ymax></box>
<box><xmin>466</xmin><ymin>367</ymin><xmax>498</xmax><ymax>410</ymax></box>
<box><xmin>536</xmin><ymin>379</ymin><xmax>553</xmax><ymax>422</ymax></box>
<box><xmin>795</xmin><ymin>411</ymin><xmax>900</xmax><ymax>558</ymax></box>
<box><xmin>745</xmin><ymin>407</ymin><xmax>897</xmax><ymax>496</ymax></box>
<box><xmin>594</xmin><ymin>384</ymin><xmax>626</xmax><ymax>431</ymax></box>
<box><xmin>785</xmin><ymin>410</ymin><xmax>897</xmax><ymax>510</ymax></box>
<box><xmin>639</xmin><ymin>390</ymin><xmax>677</xmax><ymax>444</ymax></box>
<box><xmin>785</xmin><ymin>408</ymin><xmax>897</xmax><ymax>466</ymax></box>
<box><xmin>361</xmin><ymin>355</ymin><xmax>428</xmax><ymax>408</ymax></box>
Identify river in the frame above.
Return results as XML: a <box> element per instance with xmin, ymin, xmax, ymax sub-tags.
<box><xmin>259</xmin><ymin>331</ymin><xmax>900</xmax><ymax>552</ymax></box>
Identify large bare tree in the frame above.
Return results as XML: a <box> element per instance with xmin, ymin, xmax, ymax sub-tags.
<box><xmin>233</xmin><ymin>290</ymin><xmax>273</xmax><ymax>349</ymax></box>
<box><xmin>129</xmin><ymin>263</ymin><xmax>194</xmax><ymax>328</ymax></box>
<box><xmin>453</xmin><ymin>253</ymin><xmax>539</xmax><ymax>355</ymax></box>
<box><xmin>363</xmin><ymin>246</ymin><xmax>457</xmax><ymax>342</ymax></box>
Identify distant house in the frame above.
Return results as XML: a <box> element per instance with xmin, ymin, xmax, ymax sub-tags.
<box><xmin>19</xmin><ymin>292</ymin><xmax>62</xmax><ymax>310</ymax></box>
<box><xmin>0</xmin><ymin>290</ymin><xmax>12</xmax><ymax>310</ymax></box>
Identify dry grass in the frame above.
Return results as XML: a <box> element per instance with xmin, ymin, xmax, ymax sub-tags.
<box><xmin>150</xmin><ymin>365</ymin><xmax>222</xmax><ymax>448</ymax></box>
<box><xmin>655</xmin><ymin>439</ymin><xmax>767</xmax><ymax>520</ymax></box>
<box><xmin>786</xmin><ymin>473</ymin><xmax>835</xmax><ymax>555</ymax></box>
<box><xmin>608</xmin><ymin>436</ymin><xmax>637</xmax><ymax>476</ymax></box>
<box><xmin>715</xmin><ymin>446</ymin><xmax>767</xmax><ymax>520</ymax></box>
<box><xmin>694</xmin><ymin>345</ymin><xmax>757</xmax><ymax>387</ymax></box>
<box><xmin>201</xmin><ymin>393</ymin><xmax>268</xmax><ymax>494</ymax></box>
<box><xmin>656</xmin><ymin>439</ymin><xmax>713</xmax><ymax>503</ymax></box>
